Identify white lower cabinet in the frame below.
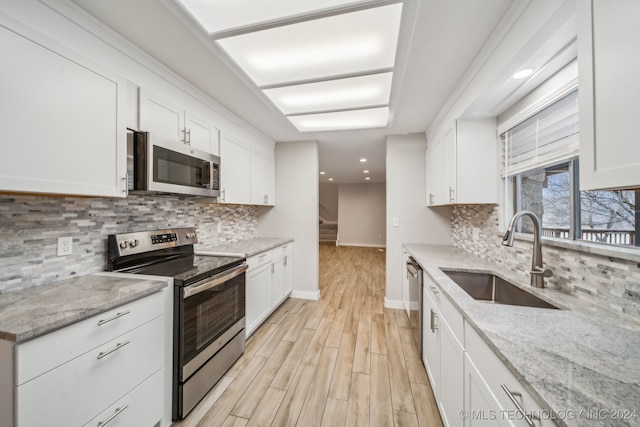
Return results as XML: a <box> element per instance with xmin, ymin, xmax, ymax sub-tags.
<box><xmin>12</xmin><ymin>292</ymin><xmax>164</xmax><ymax>427</ymax></box>
<box><xmin>245</xmin><ymin>242</ymin><xmax>294</xmax><ymax>337</ymax></box>
<box><xmin>421</xmin><ymin>267</ymin><xmax>553</xmax><ymax>427</ymax></box>
<box><xmin>422</xmin><ymin>273</ymin><xmax>463</xmax><ymax>427</ymax></box>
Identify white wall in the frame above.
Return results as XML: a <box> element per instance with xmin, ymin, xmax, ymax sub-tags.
<box><xmin>337</xmin><ymin>183</ymin><xmax>386</xmax><ymax>247</ymax></box>
<box><xmin>385</xmin><ymin>134</ymin><xmax>452</xmax><ymax>308</ymax></box>
<box><xmin>319</xmin><ymin>183</ymin><xmax>339</xmax><ymax>222</ymax></box>
<box><xmin>257</xmin><ymin>141</ymin><xmax>320</xmax><ymax>300</ymax></box>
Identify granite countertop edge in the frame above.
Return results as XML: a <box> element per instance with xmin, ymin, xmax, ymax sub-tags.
<box><xmin>0</xmin><ymin>273</ymin><xmax>169</xmax><ymax>343</ymax></box>
<box><xmin>196</xmin><ymin>237</ymin><xmax>294</xmax><ymax>257</ymax></box>
<box><xmin>403</xmin><ymin>243</ymin><xmax>640</xmax><ymax>427</ymax></box>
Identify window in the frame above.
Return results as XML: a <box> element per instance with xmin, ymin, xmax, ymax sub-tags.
<box><xmin>504</xmin><ymin>91</ymin><xmax>639</xmax><ymax>248</ymax></box>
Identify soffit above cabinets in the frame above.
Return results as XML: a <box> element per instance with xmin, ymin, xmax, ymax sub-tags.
<box><xmin>172</xmin><ymin>0</ymin><xmax>404</xmax><ymax>132</ymax></box>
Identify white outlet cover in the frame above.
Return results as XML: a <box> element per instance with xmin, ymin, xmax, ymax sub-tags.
<box><xmin>57</xmin><ymin>236</ymin><xmax>72</xmax><ymax>256</ymax></box>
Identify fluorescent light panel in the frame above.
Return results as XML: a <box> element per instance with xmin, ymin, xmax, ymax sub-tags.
<box><xmin>174</xmin><ymin>0</ymin><xmax>368</xmax><ymax>36</ymax></box>
<box><xmin>263</xmin><ymin>72</ymin><xmax>392</xmax><ymax>115</ymax></box>
<box><xmin>216</xmin><ymin>3</ymin><xmax>403</xmax><ymax>86</ymax></box>
<box><xmin>288</xmin><ymin>107</ymin><xmax>389</xmax><ymax>132</ymax></box>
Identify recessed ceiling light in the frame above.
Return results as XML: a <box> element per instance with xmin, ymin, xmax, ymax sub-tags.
<box><xmin>287</xmin><ymin>107</ymin><xmax>388</xmax><ymax>132</ymax></box>
<box><xmin>363</xmin><ymin>170</ymin><xmax>369</xmax><ymax>173</ymax></box>
<box><xmin>328</xmin><ymin>178</ymin><xmax>334</xmax><ymax>181</ymax></box>
<box><xmin>360</xmin><ymin>158</ymin><xmax>367</xmax><ymax>163</ymax></box>
<box><xmin>512</xmin><ymin>68</ymin><xmax>534</xmax><ymax>79</ymax></box>
<box><xmin>365</xmin><ymin>177</ymin><xmax>371</xmax><ymax>180</ymax></box>
<box><xmin>320</xmin><ymin>171</ymin><xmax>325</xmax><ymax>175</ymax></box>
<box><xmin>215</xmin><ymin>3</ymin><xmax>403</xmax><ymax>86</ymax></box>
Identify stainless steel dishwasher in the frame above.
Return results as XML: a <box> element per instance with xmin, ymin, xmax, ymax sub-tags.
<box><xmin>406</xmin><ymin>256</ymin><xmax>423</xmax><ymax>358</ymax></box>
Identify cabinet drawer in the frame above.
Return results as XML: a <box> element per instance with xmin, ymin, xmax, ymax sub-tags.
<box><xmin>465</xmin><ymin>325</ymin><xmax>552</xmax><ymax>426</ymax></box>
<box><xmin>248</xmin><ymin>250</ymin><xmax>273</xmax><ymax>270</ymax></box>
<box><xmin>424</xmin><ymin>273</ymin><xmax>464</xmax><ymax>344</ymax></box>
<box><xmin>83</xmin><ymin>370</ymin><xmax>163</xmax><ymax>427</ymax></box>
<box><xmin>16</xmin><ymin>316</ymin><xmax>163</xmax><ymax>427</ymax></box>
<box><xmin>17</xmin><ymin>291</ymin><xmax>163</xmax><ymax>385</ymax></box>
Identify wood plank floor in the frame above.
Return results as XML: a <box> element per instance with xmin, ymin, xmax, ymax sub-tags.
<box><xmin>174</xmin><ymin>245</ymin><xmax>443</xmax><ymax>427</ymax></box>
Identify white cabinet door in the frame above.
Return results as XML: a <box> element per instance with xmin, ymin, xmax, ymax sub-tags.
<box><xmin>139</xmin><ymin>89</ymin><xmax>185</xmax><ymax>146</ymax></box>
<box><xmin>438</xmin><ymin>317</ymin><xmax>464</xmax><ymax>427</ymax></box>
<box><xmin>271</xmin><ymin>255</ymin><xmax>285</xmax><ymax>308</ymax></box>
<box><xmin>283</xmin><ymin>251</ymin><xmax>293</xmax><ymax>296</ymax></box>
<box><xmin>578</xmin><ymin>0</ymin><xmax>640</xmax><ymax>190</ymax></box>
<box><xmin>250</xmin><ymin>150</ymin><xmax>276</xmax><ymax>206</ymax></box>
<box><xmin>426</xmin><ymin>119</ymin><xmax>497</xmax><ymax>206</ymax></box>
<box><xmin>246</xmin><ymin>262</ymin><xmax>273</xmax><ymax>337</ymax></box>
<box><xmin>186</xmin><ymin>111</ymin><xmax>220</xmax><ymax>156</ymax></box>
<box><xmin>220</xmin><ymin>133</ymin><xmax>251</xmax><ymax>204</ymax></box>
<box><xmin>0</xmin><ymin>18</ymin><xmax>126</xmax><ymax>198</ymax></box>
<box><xmin>422</xmin><ymin>288</ymin><xmax>440</xmax><ymax>400</ymax></box>
<box><xmin>465</xmin><ymin>354</ymin><xmax>512</xmax><ymax>427</ymax></box>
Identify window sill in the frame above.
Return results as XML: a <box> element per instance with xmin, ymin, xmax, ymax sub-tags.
<box><xmin>495</xmin><ymin>231</ymin><xmax>640</xmax><ymax>263</ymax></box>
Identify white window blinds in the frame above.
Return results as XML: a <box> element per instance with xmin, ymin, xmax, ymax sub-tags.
<box><xmin>502</xmin><ymin>90</ymin><xmax>579</xmax><ymax>177</ymax></box>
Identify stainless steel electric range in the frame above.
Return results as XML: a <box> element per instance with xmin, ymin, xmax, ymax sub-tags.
<box><xmin>107</xmin><ymin>227</ymin><xmax>247</xmax><ymax>420</ymax></box>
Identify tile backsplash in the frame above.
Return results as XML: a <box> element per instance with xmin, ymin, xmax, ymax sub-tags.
<box><xmin>0</xmin><ymin>194</ymin><xmax>257</xmax><ymax>292</ymax></box>
<box><xmin>452</xmin><ymin>205</ymin><xmax>640</xmax><ymax>320</ymax></box>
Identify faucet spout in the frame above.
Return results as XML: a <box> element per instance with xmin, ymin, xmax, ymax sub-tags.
<box><xmin>502</xmin><ymin>210</ymin><xmax>552</xmax><ymax>288</ymax></box>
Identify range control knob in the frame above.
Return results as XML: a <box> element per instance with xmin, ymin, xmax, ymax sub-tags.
<box><xmin>119</xmin><ymin>240</ymin><xmax>129</xmax><ymax>249</ymax></box>
<box><xmin>129</xmin><ymin>239</ymin><xmax>140</xmax><ymax>248</ymax></box>
<box><xmin>186</xmin><ymin>232</ymin><xmax>196</xmax><ymax>239</ymax></box>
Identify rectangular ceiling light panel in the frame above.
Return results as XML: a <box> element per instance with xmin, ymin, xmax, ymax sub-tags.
<box><xmin>288</xmin><ymin>107</ymin><xmax>389</xmax><ymax>132</ymax></box>
<box><xmin>263</xmin><ymin>72</ymin><xmax>393</xmax><ymax>115</ymax></box>
<box><xmin>174</xmin><ymin>0</ymin><xmax>369</xmax><ymax>36</ymax></box>
<box><xmin>216</xmin><ymin>3</ymin><xmax>403</xmax><ymax>86</ymax></box>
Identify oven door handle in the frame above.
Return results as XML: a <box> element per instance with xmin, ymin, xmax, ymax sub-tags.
<box><xmin>183</xmin><ymin>263</ymin><xmax>248</xmax><ymax>299</ymax></box>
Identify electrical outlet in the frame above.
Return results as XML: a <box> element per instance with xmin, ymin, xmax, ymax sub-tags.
<box><xmin>57</xmin><ymin>236</ymin><xmax>72</xmax><ymax>256</ymax></box>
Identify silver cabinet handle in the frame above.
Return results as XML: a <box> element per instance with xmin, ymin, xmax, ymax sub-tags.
<box><xmin>271</xmin><ymin>262</ymin><xmax>275</xmax><ymax>274</ymax></box>
<box><xmin>97</xmin><ymin>405</ymin><xmax>129</xmax><ymax>426</ymax></box>
<box><xmin>97</xmin><ymin>311</ymin><xmax>130</xmax><ymax>326</ymax></box>
<box><xmin>429</xmin><ymin>286</ymin><xmax>439</xmax><ymax>295</ymax></box>
<box><xmin>122</xmin><ymin>173</ymin><xmax>128</xmax><ymax>195</ymax></box>
<box><xmin>186</xmin><ymin>128</ymin><xmax>191</xmax><ymax>144</ymax></box>
<box><xmin>221</xmin><ymin>188</ymin><xmax>226</xmax><ymax>202</ymax></box>
<box><xmin>449</xmin><ymin>187</ymin><xmax>455</xmax><ymax>203</ymax></box>
<box><xmin>430</xmin><ymin>309</ymin><xmax>438</xmax><ymax>332</ymax></box>
<box><xmin>501</xmin><ymin>384</ymin><xmax>536</xmax><ymax>427</ymax></box>
<box><xmin>429</xmin><ymin>193</ymin><xmax>434</xmax><ymax>205</ymax></box>
<box><xmin>97</xmin><ymin>340</ymin><xmax>130</xmax><ymax>360</ymax></box>
<box><xmin>284</xmin><ymin>255</ymin><xmax>287</xmax><ymax>266</ymax></box>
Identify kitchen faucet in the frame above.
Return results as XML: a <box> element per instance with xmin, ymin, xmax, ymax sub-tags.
<box><xmin>502</xmin><ymin>210</ymin><xmax>552</xmax><ymax>288</ymax></box>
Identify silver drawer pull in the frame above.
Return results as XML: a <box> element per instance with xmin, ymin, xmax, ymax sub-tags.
<box><xmin>430</xmin><ymin>309</ymin><xmax>438</xmax><ymax>332</ymax></box>
<box><xmin>97</xmin><ymin>405</ymin><xmax>129</xmax><ymax>426</ymax></box>
<box><xmin>429</xmin><ymin>286</ymin><xmax>439</xmax><ymax>295</ymax></box>
<box><xmin>97</xmin><ymin>311</ymin><xmax>130</xmax><ymax>326</ymax></box>
<box><xmin>501</xmin><ymin>384</ymin><xmax>536</xmax><ymax>427</ymax></box>
<box><xmin>97</xmin><ymin>340</ymin><xmax>130</xmax><ymax>360</ymax></box>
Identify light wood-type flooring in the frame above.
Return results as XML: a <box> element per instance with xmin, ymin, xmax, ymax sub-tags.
<box><xmin>175</xmin><ymin>245</ymin><xmax>443</xmax><ymax>427</ymax></box>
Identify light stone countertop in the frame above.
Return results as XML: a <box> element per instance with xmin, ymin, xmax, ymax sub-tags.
<box><xmin>404</xmin><ymin>243</ymin><xmax>640</xmax><ymax>427</ymax></box>
<box><xmin>196</xmin><ymin>237</ymin><xmax>294</xmax><ymax>258</ymax></box>
<box><xmin>0</xmin><ymin>273</ymin><xmax>169</xmax><ymax>343</ymax></box>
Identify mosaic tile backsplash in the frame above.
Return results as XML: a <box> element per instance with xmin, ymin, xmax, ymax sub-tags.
<box><xmin>0</xmin><ymin>194</ymin><xmax>257</xmax><ymax>292</ymax></box>
<box><xmin>452</xmin><ymin>205</ymin><xmax>640</xmax><ymax>320</ymax></box>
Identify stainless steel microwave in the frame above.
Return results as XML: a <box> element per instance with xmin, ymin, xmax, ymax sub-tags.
<box><xmin>127</xmin><ymin>129</ymin><xmax>220</xmax><ymax>197</ymax></box>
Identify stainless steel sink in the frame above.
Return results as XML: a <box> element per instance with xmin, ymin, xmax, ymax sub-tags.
<box><xmin>442</xmin><ymin>270</ymin><xmax>559</xmax><ymax>309</ymax></box>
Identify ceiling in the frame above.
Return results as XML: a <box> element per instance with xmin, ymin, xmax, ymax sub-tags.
<box><xmin>69</xmin><ymin>0</ymin><xmax>572</xmax><ymax>184</ymax></box>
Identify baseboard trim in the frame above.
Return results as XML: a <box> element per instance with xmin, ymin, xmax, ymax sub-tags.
<box><xmin>384</xmin><ymin>298</ymin><xmax>404</xmax><ymax>309</ymax></box>
<box><xmin>290</xmin><ymin>289</ymin><xmax>321</xmax><ymax>300</ymax></box>
<box><xmin>337</xmin><ymin>242</ymin><xmax>386</xmax><ymax>248</ymax></box>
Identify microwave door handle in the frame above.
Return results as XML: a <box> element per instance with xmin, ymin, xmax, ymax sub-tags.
<box><xmin>183</xmin><ymin>264</ymin><xmax>248</xmax><ymax>299</ymax></box>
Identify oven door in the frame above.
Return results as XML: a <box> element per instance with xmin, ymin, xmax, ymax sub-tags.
<box><xmin>179</xmin><ymin>263</ymin><xmax>247</xmax><ymax>380</ymax></box>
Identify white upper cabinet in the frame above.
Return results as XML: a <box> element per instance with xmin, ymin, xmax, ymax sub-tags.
<box><xmin>250</xmin><ymin>149</ymin><xmax>276</xmax><ymax>206</ymax></box>
<box><xmin>578</xmin><ymin>0</ymin><xmax>640</xmax><ymax>190</ymax></box>
<box><xmin>426</xmin><ymin>119</ymin><xmax>497</xmax><ymax>206</ymax></box>
<box><xmin>139</xmin><ymin>89</ymin><xmax>220</xmax><ymax>156</ymax></box>
<box><xmin>0</xmin><ymin>16</ymin><xmax>126</xmax><ymax>198</ymax></box>
<box><xmin>219</xmin><ymin>132</ymin><xmax>251</xmax><ymax>204</ymax></box>
<box><xmin>186</xmin><ymin>111</ymin><xmax>220</xmax><ymax>156</ymax></box>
